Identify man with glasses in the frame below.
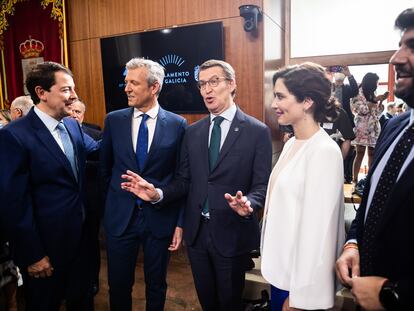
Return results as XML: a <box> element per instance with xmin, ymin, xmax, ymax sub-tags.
<box><xmin>122</xmin><ymin>59</ymin><xmax>272</xmax><ymax>310</ymax></box>
<box><xmin>10</xmin><ymin>95</ymin><xmax>34</xmax><ymax>120</ymax></box>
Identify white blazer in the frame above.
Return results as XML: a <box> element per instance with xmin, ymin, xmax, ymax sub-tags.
<box><xmin>261</xmin><ymin>128</ymin><xmax>345</xmax><ymax>309</ymax></box>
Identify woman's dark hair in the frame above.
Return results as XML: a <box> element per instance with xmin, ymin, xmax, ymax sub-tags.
<box><xmin>25</xmin><ymin>61</ymin><xmax>73</xmax><ymax>104</ymax></box>
<box><xmin>272</xmin><ymin>62</ymin><xmax>339</xmax><ymax>123</ymax></box>
<box><xmin>360</xmin><ymin>72</ymin><xmax>379</xmax><ymax>103</ymax></box>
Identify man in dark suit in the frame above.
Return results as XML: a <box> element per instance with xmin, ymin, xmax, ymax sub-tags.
<box><xmin>0</xmin><ymin>62</ymin><xmax>98</xmax><ymax>310</ymax></box>
<box><xmin>122</xmin><ymin>59</ymin><xmax>272</xmax><ymax>310</ymax></box>
<box><xmin>71</xmin><ymin>99</ymin><xmax>103</xmax><ymax>140</ymax></box>
<box><xmin>100</xmin><ymin>58</ymin><xmax>187</xmax><ymax>311</ymax></box>
<box><xmin>379</xmin><ymin>102</ymin><xmax>396</xmax><ymax>129</ymax></box>
<box><xmin>71</xmin><ymin>99</ymin><xmax>103</xmax><ymax>296</ymax></box>
<box><xmin>336</xmin><ymin>8</ymin><xmax>414</xmax><ymax>310</ymax></box>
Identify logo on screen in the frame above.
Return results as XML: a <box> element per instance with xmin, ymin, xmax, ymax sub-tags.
<box><xmin>159</xmin><ymin>54</ymin><xmax>185</xmax><ymax>67</ymax></box>
<box><xmin>160</xmin><ymin>54</ymin><xmax>190</xmax><ymax>85</ymax></box>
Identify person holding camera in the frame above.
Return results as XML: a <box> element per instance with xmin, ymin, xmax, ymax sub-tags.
<box><xmin>351</xmin><ymin>72</ymin><xmax>388</xmax><ymax>184</ymax></box>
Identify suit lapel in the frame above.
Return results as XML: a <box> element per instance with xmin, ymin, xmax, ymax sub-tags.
<box><xmin>121</xmin><ymin>108</ymin><xmax>139</xmax><ymax>172</ymax></box>
<box><xmin>30</xmin><ymin>111</ymin><xmax>77</xmax><ymax>182</ymax></box>
<box><xmin>376</xmin><ymin>115</ymin><xmax>413</xmax><ymax>232</ymax></box>
<box><xmin>211</xmin><ymin>108</ymin><xmax>244</xmax><ymax>172</ymax></box>
<box><xmin>199</xmin><ymin>117</ymin><xmax>210</xmax><ymax>176</ymax></box>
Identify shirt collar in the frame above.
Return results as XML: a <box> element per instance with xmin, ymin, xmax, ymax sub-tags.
<box><xmin>34</xmin><ymin>106</ymin><xmax>61</xmax><ymax>132</ymax></box>
<box><xmin>210</xmin><ymin>103</ymin><xmax>237</xmax><ymax>123</ymax></box>
<box><xmin>133</xmin><ymin>103</ymin><xmax>159</xmax><ymax>120</ymax></box>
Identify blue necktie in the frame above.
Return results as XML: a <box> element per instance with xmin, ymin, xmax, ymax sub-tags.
<box><xmin>136</xmin><ymin>114</ymin><xmax>149</xmax><ymax>172</ymax></box>
<box><xmin>56</xmin><ymin>122</ymin><xmax>78</xmax><ymax>181</ymax></box>
<box><xmin>135</xmin><ymin>114</ymin><xmax>149</xmax><ymax>206</ymax></box>
<box><xmin>202</xmin><ymin>116</ymin><xmax>225</xmax><ymax>215</ymax></box>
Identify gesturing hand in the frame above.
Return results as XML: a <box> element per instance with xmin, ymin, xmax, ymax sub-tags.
<box><xmin>224</xmin><ymin>190</ymin><xmax>253</xmax><ymax>217</ymax></box>
<box><xmin>121</xmin><ymin>170</ymin><xmax>160</xmax><ymax>202</ymax></box>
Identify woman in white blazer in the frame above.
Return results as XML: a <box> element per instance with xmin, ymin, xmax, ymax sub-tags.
<box><xmin>261</xmin><ymin>62</ymin><xmax>345</xmax><ymax>311</ymax></box>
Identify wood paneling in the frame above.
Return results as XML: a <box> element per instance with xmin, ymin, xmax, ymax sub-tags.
<box><xmin>289</xmin><ymin>51</ymin><xmax>396</xmax><ymax>67</ymax></box>
<box><xmin>69</xmin><ymin>40</ymin><xmax>93</xmax><ymax>110</ymax></box>
<box><xmin>67</xmin><ymin>0</ymin><xmax>90</xmax><ymax>41</ymax></box>
<box><xmin>165</xmin><ymin>0</ymin><xmax>261</xmax><ymax>25</ymax></box>
<box><xmin>223</xmin><ymin>18</ymin><xmax>264</xmax><ymax>121</ymax></box>
<box><xmin>88</xmin><ymin>0</ymin><xmax>166</xmax><ymax>38</ymax></box>
<box><xmin>69</xmin><ymin>39</ymin><xmax>105</xmax><ymax>128</ymax></box>
<box><xmin>88</xmin><ymin>39</ymin><xmax>107</xmax><ymax>128</ymax></box>
<box><xmin>68</xmin><ymin>0</ymin><xmax>266</xmax><ymax>126</ymax></box>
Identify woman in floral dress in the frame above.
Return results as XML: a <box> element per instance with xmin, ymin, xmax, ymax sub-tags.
<box><xmin>352</xmin><ymin>72</ymin><xmax>388</xmax><ymax>183</ymax></box>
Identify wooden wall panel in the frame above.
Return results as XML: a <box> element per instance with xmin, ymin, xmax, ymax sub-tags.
<box><xmin>69</xmin><ymin>40</ymin><xmax>93</xmax><ymax>114</ymax></box>
<box><xmin>88</xmin><ymin>0</ymin><xmax>166</xmax><ymax>38</ymax></box>
<box><xmin>67</xmin><ymin>0</ymin><xmax>90</xmax><ymax>41</ymax></box>
<box><xmin>69</xmin><ymin>39</ymin><xmax>105</xmax><ymax>128</ymax></box>
<box><xmin>223</xmin><ymin>18</ymin><xmax>264</xmax><ymax>121</ymax></box>
<box><xmin>88</xmin><ymin>39</ymin><xmax>107</xmax><ymax>128</ymax></box>
<box><xmin>68</xmin><ymin>0</ymin><xmax>266</xmax><ymax>126</ymax></box>
<box><xmin>165</xmin><ymin>0</ymin><xmax>261</xmax><ymax>25</ymax></box>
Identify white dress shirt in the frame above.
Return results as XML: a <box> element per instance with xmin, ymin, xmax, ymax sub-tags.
<box><xmin>34</xmin><ymin>106</ymin><xmax>65</xmax><ymax>152</ymax></box>
<box><xmin>132</xmin><ymin>104</ymin><xmax>159</xmax><ymax>152</ymax></box>
<box><xmin>209</xmin><ymin>103</ymin><xmax>237</xmax><ymax>149</ymax></box>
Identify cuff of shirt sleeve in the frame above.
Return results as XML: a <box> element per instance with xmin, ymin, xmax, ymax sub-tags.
<box><xmin>150</xmin><ymin>188</ymin><xmax>163</xmax><ymax>204</ymax></box>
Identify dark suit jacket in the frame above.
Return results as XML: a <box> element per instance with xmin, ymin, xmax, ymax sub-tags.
<box><xmin>100</xmin><ymin>106</ymin><xmax>187</xmax><ymax>238</ymax></box>
<box><xmin>347</xmin><ymin>111</ymin><xmax>414</xmax><ymax>308</ymax></box>
<box><xmin>82</xmin><ymin>123</ymin><xmax>103</xmax><ymax>141</ymax></box>
<box><xmin>334</xmin><ymin>76</ymin><xmax>358</xmax><ymax>127</ymax></box>
<box><xmin>162</xmin><ymin>108</ymin><xmax>272</xmax><ymax>257</ymax></box>
<box><xmin>0</xmin><ymin>109</ymin><xmax>98</xmax><ymax>268</ymax></box>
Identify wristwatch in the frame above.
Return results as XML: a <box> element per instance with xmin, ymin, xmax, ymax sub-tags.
<box><xmin>379</xmin><ymin>280</ymin><xmax>399</xmax><ymax>310</ymax></box>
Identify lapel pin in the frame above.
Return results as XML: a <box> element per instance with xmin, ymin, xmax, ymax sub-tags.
<box><xmin>234</xmin><ymin>127</ymin><xmax>239</xmax><ymax>132</ymax></box>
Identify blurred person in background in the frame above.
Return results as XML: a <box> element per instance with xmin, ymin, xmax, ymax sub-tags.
<box><xmin>351</xmin><ymin>72</ymin><xmax>388</xmax><ymax>183</ymax></box>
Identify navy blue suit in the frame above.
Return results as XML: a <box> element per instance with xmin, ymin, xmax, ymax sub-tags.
<box><xmin>162</xmin><ymin>108</ymin><xmax>272</xmax><ymax>310</ymax></box>
<box><xmin>0</xmin><ymin>108</ymin><xmax>98</xmax><ymax>310</ymax></box>
<box><xmin>347</xmin><ymin>111</ymin><xmax>414</xmax><ymax>309</ymax></box>
<box><xmin>100</xmin><ymin>106</ymin><xmax>186</xmax><ymax>310</ymax></box>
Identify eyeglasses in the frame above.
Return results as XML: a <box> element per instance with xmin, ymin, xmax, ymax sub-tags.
<box><xmin>197</xmin><ymin>77</ymin><xmax>228</xmax><ymax>90</ymax></box>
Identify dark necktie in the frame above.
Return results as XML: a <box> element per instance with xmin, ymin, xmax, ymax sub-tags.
<box><xmin>209</xmin><ymin>116</ymin><xmax>224</xmax><ymax>171</ymax></box>
<box><xmin>360</xmin><ymin>123</ymin><xmax>414</xmax><ymax>275</ymax></box>
<box><xmin>136</xmin><ymin>114</ymin><xmax>149</xmax><ymax>172</ymax></box>
<box><xmin>56</xmin><ymin>122</ymin><xmax>78</xmax><ymax>181</ymax></box>
<box><xmin>202</xmin><ymin>116</ymin><xmax>225</xmax><ymax>215</ymax></box>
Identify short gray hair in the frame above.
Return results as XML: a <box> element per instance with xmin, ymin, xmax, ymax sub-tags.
<box><xmin>125</xmin><ymin>58</ymin><xmax>165</xmax><ymax>96</ymax></box>
<box><xmin>11</xmin><ymin>95</ymin><xmax>34</xmax><ymax>116</ymax></box>
<box><xmin>198</xmin><ymin>59</ymin><xmax>236</xmax><ymax>97</ymax></box>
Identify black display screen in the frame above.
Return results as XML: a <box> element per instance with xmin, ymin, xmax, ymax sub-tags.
<box><xmin>100</xmin><ymin>22</ymin><xmax>224</xmax><ymax>114</ymax></box>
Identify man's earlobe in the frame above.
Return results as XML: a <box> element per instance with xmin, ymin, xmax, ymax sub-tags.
<box><xmin>35</xmin><ymin>86</ymin><xmax>46</xmax><ymax>100</ymax></box>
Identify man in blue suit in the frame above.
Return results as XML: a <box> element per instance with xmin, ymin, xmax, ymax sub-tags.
<box><xmin>336</xmin><ymin>8</ymin><xmax>414</xmax><ymax>310</ymax></box>
<box><xmin>100</xmin><ymin>58</ymin><xmax>187</xmax><ymax>311</ymax></box>
<box><xmin>0</xmin><ymin>62</ymin><xmax>98</xmax><ymax>310</ymax></box>
<box><xmin>122</xmin><ymin>59</ymin><xmax>272</xmax><ymax>310</ymax></box>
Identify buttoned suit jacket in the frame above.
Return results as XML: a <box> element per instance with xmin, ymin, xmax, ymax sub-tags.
<box><xmin>162</xmin><ymin>108</ymin><xmax>272</xmax><ymax>257</ymax></box>
<box><xmin>0</xmin><ymin>108</ymin><xmax>98</xmax><ymax>268</ymax></box>
<box><xmin>100</xmin><ymin>106</ymin><xmax>187</xmax><ymax>238</ymax></box>
<box><xmin>347</xmin><ymin>111</ymin><xmax>414</xmax><ymax>308</ymax></box>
